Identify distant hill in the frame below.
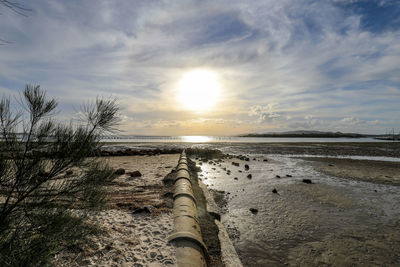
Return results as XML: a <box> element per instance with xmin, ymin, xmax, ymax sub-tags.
<box><xmin>239</xmin><ymin>130</ymin><xmax>365</xmax><ymax>138</ymax></box>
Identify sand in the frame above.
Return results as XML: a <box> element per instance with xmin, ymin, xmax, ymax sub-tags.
<box><xmin>54</xmin><ymin>154</ymin><xmax>179</xmax><ymax>267</ymax></box>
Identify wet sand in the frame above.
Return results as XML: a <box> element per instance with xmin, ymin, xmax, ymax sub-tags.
<box><xmin>196</xmin><ymin>150</ymin><xmax>400</xmax><ymax>266</ymax></box>
<box><xmin>300</xmin><ymin>157</ymin><xmax>400</xmax><ymax>185</ymax></box>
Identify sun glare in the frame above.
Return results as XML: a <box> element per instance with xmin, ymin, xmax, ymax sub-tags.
<box><xmin>177</xmin><ymin>69</ymin><xmax>221</xmax><ymax>112</ymax></box>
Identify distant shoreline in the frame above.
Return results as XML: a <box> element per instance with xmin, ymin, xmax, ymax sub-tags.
<box><xmin>238</xmin><ymin>133</ymin><xmax>365</xmax><ymax>138</ymax></box>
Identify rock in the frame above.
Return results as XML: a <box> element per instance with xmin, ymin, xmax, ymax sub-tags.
<box><xmin>302</xmin><ymin>179</ymin><xmax>312</xmax><ymax>184</ymax></box>
<box><xmin>238</xmin><ymin>170</ymin><xmax>242</xmax><ymax>173</ymax></box>
<box><xmin>65</xmin><ymin>170</ymin><xmax>73</xmax><ymax>176</ymax></box>
<box><xmin>247</xmin><ymin>174</ymin><xmax>252</xmax><ymax>179</ymax></box>
<box><xmin>250</xmin><ymin>208</ymin><xmax>258</xmax><ymax>214</ymax></box>
<box><xmin>253</xmin><ymin>158</ymin><xmax>256</xmax><ymax>161</ymax></box>
<box><xmin>328</xmin><ymin>164</ymin><xmax>334</xmax><ymax>166</ymax></box>
<box><xmin>244</xmin><ymin>164</ymin><xmax>249</xmax><ymax>170</ymax></box>
<box><xmin>234</xmin><ymin>177</ymin><xmax>238</xmax><ymax>180</ymax></box>
<box><xmin>149</xmin><ymin>251</ymin><xmax>157</xmax><ymax>258</ymax></box>
<box><xmin>272</xmin><ymin>189</ymin><xmax>278</xmax><ymax>194</ymax></box>
<box><xmin>276</xmin><ymin>175</ymin><xmax>281</xmax><ymax>178</ymax></box>
<box><xmin>130</xmin><ymin>170</ymin><xmax>142</xmax><ymax>177</ymax></box>
<box><xmin>263</xmin><ymin>159</ymin><xmax>268</xmax><ymax>162</ymax></box>
<box><xmin>286</xmin><ymin>174</ymin><xmax>292</xmax><ymax>177</ymax></box>
<box><xmin>245</xmin><ymin>157</ymin><xmax>250</xmax><ymax>162</ymax></box>
<box><xmin>232</xmin><ymin>162</ymin><xmax>239</xmax><ymax>167</ymax></box>
<box><xmin>114</xmin><ymin>168</ymin><xmax>125</xmax><ymax>175</ymax></box>
<box><xmin>133</xmin><ymin>206</ymin><xmax>153</xmax><ymax>214</ymax></box>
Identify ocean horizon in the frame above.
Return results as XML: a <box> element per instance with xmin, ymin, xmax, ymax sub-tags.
<box><xmin>101</xmin><ymin>135</ymin><xmax>391</xmax><ymax>143</ymax></box>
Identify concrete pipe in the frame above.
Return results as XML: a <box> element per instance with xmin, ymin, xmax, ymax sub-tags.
<box><xmin>176</xmin><ymin>162</ymin><xmax>188</xmax><ymax>171</ymax></box>
<box><xmin>169</xmin><ymin>150</ymin><xmax>208</xmax><ymax>266</ymax></box>
<box><xmin>175</xmin><ymin>169</ymin><xmax>191</xmax><ymax>184</ymax></box>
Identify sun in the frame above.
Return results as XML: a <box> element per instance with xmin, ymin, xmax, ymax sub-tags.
<box><xmin>177</xmin><ymin>69</ymin><xmax>221</xmax><ymax>112</ymax></box>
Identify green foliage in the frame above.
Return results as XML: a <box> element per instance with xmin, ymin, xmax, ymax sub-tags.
<box><xmin>0</xmin><ymin>84</ymin><xmax>119</xmax><ymax>266</ymax></box>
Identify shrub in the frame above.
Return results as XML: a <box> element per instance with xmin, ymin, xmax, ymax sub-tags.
<box><xmin>0</xmin><ymin>84</ymin><xmax>119</xmax><ymax>266</ymax></box>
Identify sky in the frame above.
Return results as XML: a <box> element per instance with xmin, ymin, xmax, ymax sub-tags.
<box><xmin>0</xmin><ymin>0</ymin><xmax>399</xmax><ymax>135</ymax></box>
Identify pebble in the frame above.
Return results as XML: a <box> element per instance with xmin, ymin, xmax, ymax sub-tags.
<box><xmin>250</xmin><ymin>208</ymin><xmax>258</xmax><ymax>214</ymax></box>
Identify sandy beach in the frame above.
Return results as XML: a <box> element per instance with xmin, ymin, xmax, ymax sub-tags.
<box><xmin>55</xmin><ymin>154</ymin><xmax>180</xmax><ymax>267</ymax></box>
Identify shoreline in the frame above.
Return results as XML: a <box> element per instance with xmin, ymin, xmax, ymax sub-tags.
<box><xmin>55</xmin><ymin>144</ymin><xmax>400</xmax><ymax>266</ymax></box>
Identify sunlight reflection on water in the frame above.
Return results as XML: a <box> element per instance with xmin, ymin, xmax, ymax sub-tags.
<box><xmin>180</xmin><ymin>136</ymin><xmax>212</xmax><ymax>142</ymax></box>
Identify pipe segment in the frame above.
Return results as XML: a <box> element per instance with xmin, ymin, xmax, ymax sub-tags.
<box><xmin>169</xmin><ymin>150</ymin><xmax>208</xmax><ymax>266</ymax></box>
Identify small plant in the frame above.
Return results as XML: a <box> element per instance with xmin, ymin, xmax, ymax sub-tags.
<box><xmin>0</xmin><ymin>84</ymin><xmax>119</xmax><ymax>266</ymax></box>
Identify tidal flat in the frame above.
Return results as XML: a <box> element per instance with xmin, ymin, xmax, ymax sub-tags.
<box><xmin>195</xmin><ymin>142</ymin><xmax>400</xmax><ymax>266</ymax></box>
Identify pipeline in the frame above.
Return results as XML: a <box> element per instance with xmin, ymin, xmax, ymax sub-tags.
<box><xmin>168</xmin><ymin>151</ymin><xmax>208</xmax><ymax>267</ymax></box>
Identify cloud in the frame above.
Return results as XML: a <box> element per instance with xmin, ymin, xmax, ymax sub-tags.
<box><xmin>248</xmin><ymin>104</ymin><xmax>281</xmax><ymax>123</ymax></box>
<box><xmin>0</xmin><ymin>0</ymin><xmax>399</xmax><ymax>134</ymax></box>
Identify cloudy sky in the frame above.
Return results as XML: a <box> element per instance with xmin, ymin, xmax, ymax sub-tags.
<box><xmin>1</xmin><ymin>0</ymin><xmax>399</xmax><ymax>135</ymax></box>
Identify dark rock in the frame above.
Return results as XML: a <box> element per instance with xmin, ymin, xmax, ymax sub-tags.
<box><xmin>249</xmin><ymin>208</ymin><xmax>258</xmax><ymax>214</ymax></box>
<box><xmin>247</xmin><ymin>174</ymin><xmax>252</xmax><ymax>179</ymax></box>
<box><xmin>302</xmin><ymin>179</ymin><xmax>312</xmax><ymax>184</ymax></box>
<box><xmin>374</xmin><ymin>190</ymin><xmax>377</xmax><ymax>192</ymax></box>
<box><xmin>133</xmin><ymin>206</ymin><xmax>153</xmax><ymax>214</ymax></box>
<box><xmin>328</xmin><ymin>164</ymin><xmax>334</xmax><ymax>167</ymax></box>
<box><xmin>114</xmin><ymin>168</ymin><xmax>125</xmax><ymax>175</ymax></box>
<box><xmin>238</xmin><ymin>170</ymin><xmax>242</xmax><ymax>173</ymax></box>
<box><xmin>244</xmin><ymin>164</ymin><xmax>249</xmax><ymax>170</ymax></box>
<box><xmin>65</xmin><ymin>170</ymin><xmax>73</xmax><ymax>176</ymax></box>
<box><xmin>234</xmin><ymin>177</ymin><xmax>238</xmax><ymax>180</ymax></box>
<box><xmin>272</xmin><ymin>189</ymin><xmax>278</xmax><ymax>194</ymax></box>
<box><xmin>232</xmin><ymin>162</ymin><xmax>239</xmax><ymax>167</ymax></box>
<box><xmin>245</xmin><ymin>157</ymin><xmax>250</xmax><ymax>162</ymax></box>
<box><xmin>253</xmin><ymin>158</ymin><xmax>256</xmax><ymax>161</ymax></box>
<box><xmin>286</xmin><ymin>174</ymin><xmax>292</xmax><ymax>177</ymax></box>
<box><xmin>130</xmin><ymin>170</ymin><xmax>142</xmax><ymax>177</ymax></box>
<box><xmin>263</xmin><ymin>159</ymin><xmax>268</xmax><ymax>162</ymax></box>
<box><xmin>276</xmin><ymin>175</ymin><xmax>281</xmax><ymax>178</ymax></box>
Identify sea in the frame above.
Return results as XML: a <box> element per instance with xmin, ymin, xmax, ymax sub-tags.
<box><xmin>101</xmin><ymin>135</ymin><xmax>390</xmax><ymax>143</ymax></box>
